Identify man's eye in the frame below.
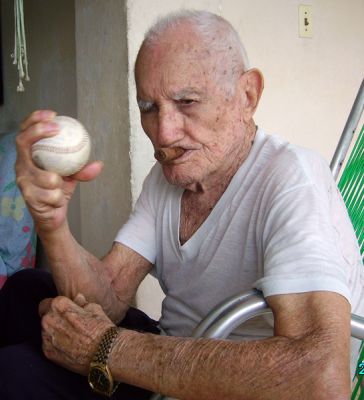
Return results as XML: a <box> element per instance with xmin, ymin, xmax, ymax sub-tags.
<box><xmin>178</xmin><ymin>99</ymin><xmax>195</xmax><ymax>106</ymax></box>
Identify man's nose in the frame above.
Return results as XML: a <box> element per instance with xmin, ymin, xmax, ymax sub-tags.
<box><xmin>157</xmin><ymin>106</ymin><xmax>184</xmax><ymax>146</ymax></box>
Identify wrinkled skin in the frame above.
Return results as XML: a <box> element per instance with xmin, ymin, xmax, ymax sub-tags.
<box><xmin>39</xmin><ymin>294</ymin><xmax>115</xmax><ymax>375</ymax></box>
<box><xmin>135</xmin><ymin>28</ymin><xmax>263</xmax><ymax>193</ymax></box>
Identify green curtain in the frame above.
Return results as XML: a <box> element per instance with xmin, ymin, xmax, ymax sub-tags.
<box><xmin>338</xmin><ymin>126</ymin><xmax>364</xmax><ymax>399</ymax></box>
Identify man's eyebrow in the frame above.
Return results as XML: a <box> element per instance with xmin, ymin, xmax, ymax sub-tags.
<box><xmin>172</xmin><ymin>88</ymin><xmax>205</xmax><ymax>100</ymax></box>
<box><xmin>136</xmin><ymin>87</ymin><xmax>206</xmax><ymax>107</ymax></box>
<box><xmin>137</xmin><ymin>98</ymin><xmax>154</xmax><ymax>110</ymax></box>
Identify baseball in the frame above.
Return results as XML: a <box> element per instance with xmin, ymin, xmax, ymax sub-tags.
<box><xmin>31</xmin><ymin>116</ymin><xmax>91</xmax><ymax>176</ymax></box>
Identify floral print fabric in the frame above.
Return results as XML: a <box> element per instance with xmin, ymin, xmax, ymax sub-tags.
<box><xmin>0</xmin><ymin>132</ymin><xmax>36</xmax><ymax>289</ymax></box>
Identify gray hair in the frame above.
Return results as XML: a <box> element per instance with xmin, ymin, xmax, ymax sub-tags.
<box><xmin>138</xmin><ymin>10</ymin><xmax>250</xmax><ymax>93</ymax></box>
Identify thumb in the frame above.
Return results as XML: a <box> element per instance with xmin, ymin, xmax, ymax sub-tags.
<box><xmin>73</xmin><ymin>293</ymin><xmax>88</xmax><ymax>307</ymax></box>
<box><xmin>70</xmin><ymin>161</ymin><xmax>104</xmax><ymax>182</ymax></box>
<box><xmin>39</xmin><ymin>297</ymin><xmax>53</xmax><ymax>317</ymax></box>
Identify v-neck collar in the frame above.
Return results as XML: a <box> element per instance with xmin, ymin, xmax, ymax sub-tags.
<box><xmin>171</xmin><ymin>128</ymin><xmax>265</xmax><ymax>261</ymax></box>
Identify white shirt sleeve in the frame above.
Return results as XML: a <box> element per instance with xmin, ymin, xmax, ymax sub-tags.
<box><xmin>114</xmin><ymin>165</ymin><xmax>160</xmax><ymax>264</ymax></box>
<box><xmin>254</xmin><ymin>150</ymin><xmax>353</xmax><ymax>305</ymax></box>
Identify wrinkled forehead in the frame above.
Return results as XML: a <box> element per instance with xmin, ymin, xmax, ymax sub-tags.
<box><xmin>135</xmin><ymin>33</ymin><xmax>219</xmax><ymax>97</ymax></box>
<box><xmin>136</xmin><ymin>24</ymin><xmax>207</xmax><ymax>71</ymax></box>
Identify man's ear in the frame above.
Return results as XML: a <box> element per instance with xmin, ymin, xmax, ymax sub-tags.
<box><xmin>240</xmin><ymin>68</ymin><xmax>264</xmax><ymax>123</ymax></box>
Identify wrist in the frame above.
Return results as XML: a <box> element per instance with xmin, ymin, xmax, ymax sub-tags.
<box><xmin>107</xmin><ymin>328</ymin><xmax>130</xmax><ymax>376</ymax></box>
<box><xmin>88</xmin><ymin>326</ymin><xmax>121</xmax><ymax>397</ymax></box>
<box><xmin>36</xmin><ymin>218</ymin><xmax>70</xmax><ymax>239</ymax></box>
<box><xmin>107</xmin><ymin>329</ymin><xmax>150</xmax><ymax>389</ymax></box>
<box><xmin>37</xmin><ymin>221</ymin><xmax>77</xmax><ymax>264</ymax></box>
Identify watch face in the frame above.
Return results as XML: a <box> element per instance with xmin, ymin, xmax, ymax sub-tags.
<box><xmin>88</xmin><ymin>366</ymin><xmax>112</xmax><ymax>395</ymax></box>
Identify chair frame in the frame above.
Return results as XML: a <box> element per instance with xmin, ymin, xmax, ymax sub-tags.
<box><xmin>192</xmin><ymin>289</ymin><xmax>364</xmax><ymax>340</ymax></box>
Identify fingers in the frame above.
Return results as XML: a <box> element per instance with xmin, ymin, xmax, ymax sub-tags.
<box><xmin>15</xmin><ymin>110</ymin><xmax>82</xmax><ymax>230</ymax></box>
<box><xmin>17</xmin><ymin>169</ymin><xmax>62</xmax><ymax>194</ymax></box>
<box><xmin>15</xmin><ymin>122</ymin><xmax>60</xmax><ymax>189</ymax></box>
<box><xmin>83</xmin><ymin>302</ymin><xmax>105</xmax><ymax>314</ymax></box>
<box><xmin>41</xmin><ymin>296</ymin><xmax>112</xmax><ymax>335</ymax></box>
<box><xmin>17</xmin><ymin>111</ymin><xmax>59</xmax><ymax>165</ymax></box>
<box><xmin>20</xmin><ymin>185</ymin><xmax>67</xmax><ymax>209</ymax></box>
<box><xmin>41</xmin><ymin>297</ymin><xmax>84</xmax><ymax>336</ymax></box>
<box><xmin>39</xmin><ymin>297</ymin><xmax>53</xmax><ymax>317</ymax></box>
<box><xmin>16</xmin><ymin>110</ymin><xmax>62</xmax><ymax>196</ymax></box>
<box><xmin>44</xmin><ymin>295</ymin><xmax>105</xmax><ymax>317</ymax></box>
<box><xmin>17</xmin><ymin>110</ymin><xmax>99</xmax><ymax>181</ymax></box>
<box><xmin>20</xmin><ymin>110</ymin><xmax>57</xmax><ymax>131</ymax></box>
<box><xmin>72</xmin><ymin>293</ymin><xmax>108</xmax><ymax>316</ymax></box>
<box><xmin>17</xmin><ymin>120</ymin><xmax>59</xmax><ymax>150</ymax></box>
<box><xmin>40</xmin><ymin>295</ymin><xmax>116</xmax><ymax>375</ymax></box>
<box><xmin>50</xmin><ymin>296</ymin><xmax>80</xmax><ymax>314</ymax></box>
<box><xmin>16</xmin><ymin>109</ymin><xmax>101</xmax><ymax>195</ymax></box>
<box><xmin>41</xmin><ymin>330</ymin><xmax>55</xmax><ymax>360</ymax></box>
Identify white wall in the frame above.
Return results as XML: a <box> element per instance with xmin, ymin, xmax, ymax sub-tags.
<box><xmin>75</xmin><ymin>1</ymin><xmax>132</xmax><ymax>259</ymax></box>
<box><xmin>126</xmin><ymin>0</ymin><xmax>364</xmax><ymax>319</ymax></box>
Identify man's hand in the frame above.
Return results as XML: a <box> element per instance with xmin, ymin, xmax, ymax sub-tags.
<box><xmin>15</xmin><ymin>110</ymin><xmax>103</xmax><ymax>234</ymax></box>
<box><xmin>39</xmin><ymin>294</ymin><xmax>115</xmax><ymax>375</ymax></box>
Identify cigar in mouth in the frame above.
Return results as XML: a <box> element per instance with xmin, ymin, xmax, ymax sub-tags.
<box><xmin>154</xmin><ymin>147</ymin><xmax>185</xmax><ymax>163</ymax></box>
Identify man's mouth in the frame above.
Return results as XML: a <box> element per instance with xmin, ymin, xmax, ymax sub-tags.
<box><xmin>154</xmin><ymin>147</ymin><xmax>185</xmax><ymax>164</ymax></box>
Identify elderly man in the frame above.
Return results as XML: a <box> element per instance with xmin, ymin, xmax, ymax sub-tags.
<box><xmin>0</xmin><ymin>9</ymin><xmax>362</xmax><ymax>400</ymax></box>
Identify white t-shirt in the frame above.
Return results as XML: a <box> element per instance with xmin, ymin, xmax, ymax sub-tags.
<box><xmin>116</xmin><ymin>128</ymin><xmax>364</xmax><ymax>375</ymax></box>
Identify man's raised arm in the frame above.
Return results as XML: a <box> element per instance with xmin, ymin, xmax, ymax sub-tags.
<box><xmin>15</xmin><ymin>110</ymin><xmax>151</xmax><ymax>322</ymax></box>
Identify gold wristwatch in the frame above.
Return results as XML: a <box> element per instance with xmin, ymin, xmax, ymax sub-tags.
<box><xmin>88</xmin><ymin>326</ymin><xmax>120</xmax><ymax>397</ymax></box>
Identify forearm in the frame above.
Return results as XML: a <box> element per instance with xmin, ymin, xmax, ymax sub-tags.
<box><xmin>38</xmin><ymin>222</ymin><xmax>126</xmax><ymax>321</ymax></box>
<box><xmin>109</xmin><ymin>330</ymin><xmax>350</xmax><ymax>400</ymax></box>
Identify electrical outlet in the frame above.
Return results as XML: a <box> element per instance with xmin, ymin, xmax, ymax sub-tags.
<box><xmin>299</xmin><ymin>5</ymin><xmax>313</xmax><ymax>38</ymax></box>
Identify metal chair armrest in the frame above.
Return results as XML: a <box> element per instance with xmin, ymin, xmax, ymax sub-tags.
<box><xmin>192</xmin><ymin>290</ymin><xmax>364</xmax><ymax>340</ymax></box>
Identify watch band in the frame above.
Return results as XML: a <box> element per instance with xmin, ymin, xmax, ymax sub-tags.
<box><xmin>92</xmin><ymin>326</ymin><xmax>120</xmax><ymax>364</ymax></box>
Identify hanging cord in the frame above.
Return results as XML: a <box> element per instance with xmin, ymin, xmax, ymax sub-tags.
<box><xmin>11</xmin><ymin>0</ymin><xmax>30</xmax><ymax>92</ymax></box>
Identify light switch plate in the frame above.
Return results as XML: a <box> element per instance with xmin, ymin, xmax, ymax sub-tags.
<box><xmin>299</xmin><ymin>5</ymin><xmax>313</xmax><ymax>38</ymax></box>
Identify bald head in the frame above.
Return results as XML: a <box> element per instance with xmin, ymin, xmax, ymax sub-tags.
<box><xmin>135</xmin><ymin>10</ymin><xmax>250</xmax><ymax>95</ymax></box>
